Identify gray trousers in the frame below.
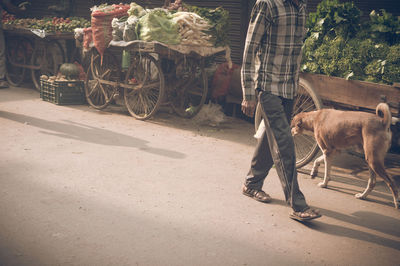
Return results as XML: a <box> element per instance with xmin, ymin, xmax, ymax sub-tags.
<box><xmin>244</xmin><ymin>91</ymin><xmax>308</xmax><ymax>212</ymax></box>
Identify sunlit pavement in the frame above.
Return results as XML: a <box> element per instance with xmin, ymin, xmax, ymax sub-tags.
<box><xmin>1</xmin><ymin>86</ymin><xmax>399</xmax><ymax>266</ymax></box>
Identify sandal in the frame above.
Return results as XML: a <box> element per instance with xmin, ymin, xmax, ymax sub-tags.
<box><xmin>242</xmin><ymin>185</ymin><xmax>272</xmax><ymax>203</ymax></box>
<box><xmin>290</xmin><ymin>208</ymin><xmax>321</xmax><ymax>222</ymax></box>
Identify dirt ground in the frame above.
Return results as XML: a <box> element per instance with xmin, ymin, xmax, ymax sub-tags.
<box><xmin>0</xmin><ymin>86</ymin><xmax>400</xmax><ymax>266</ymax></box>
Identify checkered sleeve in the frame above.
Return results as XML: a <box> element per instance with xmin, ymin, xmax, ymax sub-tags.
<box><xmin>241</xmin><ymin>1</ymin><xmax>271</xmax><ymax>101</ymax></box>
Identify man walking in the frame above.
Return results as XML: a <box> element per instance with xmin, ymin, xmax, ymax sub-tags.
<box><xmin>241</xmin><ymin>0</ymin><xmax>321</xmax><ymax>221</ymax></box>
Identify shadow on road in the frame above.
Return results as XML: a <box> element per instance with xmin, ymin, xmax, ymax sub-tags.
<box><xmin>268</xmin><ymin>199</ymin><xmax>400</xmax><ymax>250</ymax></box>
<box><xmin>0</xmin><ymin>173</ymin><xmax>299</xmax><ymax>266</ymax></box>
<box><xmin>149</xmin><ymin>111</ymin><xmax>256</xmax><ymax>147</ymax></box>
<box><xmin>298</xmin><ymin>151</ymin><xmax>400</xmax><ymax>209</ymax></box>
<box><xmin>305</xmin><ymin>220</ymin><xmax>400</xmax><ymax>251</ymax></box>
<box><xmin>0</xmin><ymin>110</ymin><xmax>185</xmax><ymax>159</ymax></box>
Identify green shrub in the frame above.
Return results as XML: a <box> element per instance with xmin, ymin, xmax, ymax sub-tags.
<box><xmin>302</xmin><ymin>0</ymin><xmax>400</xmax><ymax>84</ymax></box>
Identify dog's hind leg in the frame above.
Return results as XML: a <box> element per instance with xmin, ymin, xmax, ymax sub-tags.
<box><xmin>310</xmin><ymin>154</ymin><xmax>324</xmax><ymax>179</ymax></box>
<box><xmin>318</xmin><ymin>152</ymin><xmax>332</xmax><ymax>188</ymax></box>
<box><xmin>377</xmin><ymin>167</ymin><xmax>400</xmax><ymax>209</ymax></box>
<box><xmin>355</xmin><ymin>167</ymin><xmax>376</xmax><ymax>200</ymax></box>
<box><xmin>371</xmin><ymin>162</ymin><xmax>399</xmax><ymax>209</ymax></box>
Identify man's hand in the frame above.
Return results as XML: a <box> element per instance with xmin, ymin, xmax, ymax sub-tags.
<box><xmin>241</xmin><ymin>99</ymin><xmax>257</xmax><ymax>117</ymax></box>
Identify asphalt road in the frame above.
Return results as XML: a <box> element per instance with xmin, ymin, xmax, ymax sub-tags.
<box><xmin>1</xmin><ymin>86</ymin><xmax>399</xmax><ymax>266</ymax></box>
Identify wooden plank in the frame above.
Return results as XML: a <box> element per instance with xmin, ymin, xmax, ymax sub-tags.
<box><xmin>300</xmin><ymin>72</ymin><xmax>400</xmax><ymax>116</ymax></box>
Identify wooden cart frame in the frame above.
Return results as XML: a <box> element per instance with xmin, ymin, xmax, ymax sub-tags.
<box><xmin>3</xmin><ymin>26</ymin><xmax>77</xmax><ymax>91</ymax></box>
<box><xmin>85</xmin><ymin>40</ymin><xmax>229</xmax><ymax>120</ymax></box>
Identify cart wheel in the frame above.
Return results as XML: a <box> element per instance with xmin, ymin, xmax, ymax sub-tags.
<box><xmin>293</xmin><ymin>79</ymin><xmax>323</xmax><ymax>167</ymax></box>
<box><xmin>31</xmin><ymin>40</ymin><xmax>65</xmax><ymax>91</ymax></box>
<box><xmin>170</xmin><ymin>58</ymin><xmax>208</xmax><ymax>118</ymax></box>
<box><xmin>5</xmin><ymin>37</ymin><xmax>26</xmax><ymax>86</ymax></box>
<box><xmin>123</xmin><ymin>53</ymin><xmax>164</xmax><ymax>120</ymax></box>
<box><xmin>85</xmin><ymin>50</ymin><xmax>120</xmax><ymax>109</ymax></box>
<box><xmin>254</xmin><ymin>78</ymin><xmax>323</xmax><ymax>168</ymax></box>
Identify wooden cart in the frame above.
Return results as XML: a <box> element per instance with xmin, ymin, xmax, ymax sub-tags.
<box><xmin>3</xmin><ymin>26</ymin><xmax>75</xmax><ymax>90</ymax></box>
<box><xmin>85</xmin><ymin>40</ymin><xmax>230</xmax><ymax>120</ymax></box>
<box><xmin>255</xmin><ymin>72</ymin><xmax>400</xmax><ymax>168</ymax></box>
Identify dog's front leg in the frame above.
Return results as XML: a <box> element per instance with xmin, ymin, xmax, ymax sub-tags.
<box><xmin>310</xmin><ymin>155</ymin><xmax>324</xmax><ymax>179</ymax></box>
<box><xmin>355</xmin><ymin>167</ymin><xmax>376</xmax><ymax>200</ymax></box>
<box><xmin>318</xmin><ymin>152</ymin><xmax>331</xmax><ymax>188</ymax></box>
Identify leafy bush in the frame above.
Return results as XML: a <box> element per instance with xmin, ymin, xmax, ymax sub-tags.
<box><xmin>369</xmin><ymin>10</ymin><xmax>400</xmax><ymax>45</ymax></box>
<box><xmin>302</xmin><ymin>0</ymin><xmax>400</xmax><ymax>85</ymax></box>
<box><xmin>306</xmin><ymin>0</ymin><xmax>361</xmax><ymax>42</ymax></box>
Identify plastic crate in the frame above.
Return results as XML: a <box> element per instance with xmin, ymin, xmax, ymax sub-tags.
<box><xmin>40</xmin><ymin>78</ymin><xmax>86</xmax><ymax>105</ymax></box>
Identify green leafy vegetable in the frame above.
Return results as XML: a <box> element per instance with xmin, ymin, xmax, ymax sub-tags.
<box><xmin>302</xmin><ymin>0</ymin><xmax>400</xmax><ymax>85</ymax></box>
<box><xmin>137</xmin><ymin>9</ymin><xmax>180</xmax><ymax>45</ymax></box>
<box><xmin>184</xmin><ymin>4</ymin><xmax>230</xmax><ymax>47</ymax></box>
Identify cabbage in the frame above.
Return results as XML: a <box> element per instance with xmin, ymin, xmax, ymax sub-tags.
<box><xmin>137</xmin><ymin>9</ymin><xmax>180</xmax><ymax>45</ymax></box>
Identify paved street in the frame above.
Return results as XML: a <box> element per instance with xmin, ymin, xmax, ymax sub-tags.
<box><xmin>1</xmin><ymin>86</ymin><xmax>399</xmax><ymax>266</ymax></box>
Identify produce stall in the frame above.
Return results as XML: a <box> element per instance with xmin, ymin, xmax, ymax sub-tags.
<box><xmin>78</xmin><ymin>1</ymin><xmax>232</xmax><ymax>120</ymax></box>
<box><xmin>2</xmin><ymin>13</ymin><xmax>90</xmax><ymax>90</ymax></box>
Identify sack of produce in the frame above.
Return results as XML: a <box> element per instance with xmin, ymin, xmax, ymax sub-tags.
<box><xmin>211</xmin><ymin>62</ymin><xmax>239</xmax><ymax>99</ymax></box>
<box><xmin>112</xmin><ymin>17</ymin><xmax>127</xmax><ymax>41</ymax></box>
<box><xmin>83</xmin><ymin>27</ymin><xmax>93</xmax><ymax>52</ymax></box>
<box><xmin>123</xmin><ymin>16</ymin><xmax>139</xmax><ymax>42</ymax></box>
<box><xmin>137</xmin><ymin>9</ymin><xmax>180</xmax><ymax>45</ymax></box>
<box><xmin>91</xmin><ymin>4</ymin><xmax>130</xmax><ymax>58</ymax></box>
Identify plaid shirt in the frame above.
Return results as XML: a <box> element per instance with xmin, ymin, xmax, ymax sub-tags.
<box><xmin>241</xmin><ymin>0</ymin><xmax>307</xmax><ymax>101</ymax></box>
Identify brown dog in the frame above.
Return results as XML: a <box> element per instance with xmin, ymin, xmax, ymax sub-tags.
<box><xmin>291</xmin><ymin>103</ymin><xmax>399</xmax><ymax>209</ymax></box>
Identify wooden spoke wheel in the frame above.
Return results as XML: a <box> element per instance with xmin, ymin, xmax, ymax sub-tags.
<box><xmin>31</xmin><ymin>40</ymin><xmax>65</xmax><ymax>91</ymax></box>
<box><xmin>5</xmin><ymin>37</ymin><xmax>26</xmax><ymax>86</ymax></box>
<box><xmin>85</xmin><ymin>50</ymin><xmax>121</xmax><ymax>109</ymax></box>
<box><xmin>254</xmin><ymin>78</ymin><xmax>323</xmax><ymax>168</ymax></box>
<box><xmin>123</xmin><ymin>53</ymin><xmax>165</xmax><ymax>120</ymax></box>
<box><xmin>170</xmin><ymin>58</ymin><xmax>208</xmax><ymax>118</ymax></box>
<box><xmin>292</xmin><ymin>79</ymin><xmax>323</xmax><ymax>167</ymax></box>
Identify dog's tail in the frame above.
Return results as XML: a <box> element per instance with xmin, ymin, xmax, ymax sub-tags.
<box><xmin>376</xmin><ymin>103</ymin><xmax>391</xmax><ymax>130</ymax></box>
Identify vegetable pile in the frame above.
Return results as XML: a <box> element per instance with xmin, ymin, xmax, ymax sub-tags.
<box><xmin>172</xmin><ymin>11</ymin><xmax>213</xmax><ymax>46</ymax></box>
<box><xmin>109</xmin><ymin>1</ymin><xmax>229</xmax><ymax>47</ymax></box>
<box><xmin>3</xmin><ymin>15</ymin><xmax>90</xmax><ymax>33</ymax></box>
<box><xmin>2</xmin><ymin>10</ymin><xmax>16</xmax><ymax>24</ymax></box>
<box><xmin>184</xmin><ymin>4</ymin><xmax>230</xmax><ymax>47</ymax></box>
<box><xmin>90</xmin><ymin>3</ymin><xmax>130</xmax><ymax>57</ymax></box>
<box><xmin>301</xmin><ymin>0</ymin><xmax>400</xmax><ymax>85</ymax></box>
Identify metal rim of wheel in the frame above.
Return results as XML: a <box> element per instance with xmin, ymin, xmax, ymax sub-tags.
<box><xmin>31</xmin><ymin>40</ymin><xmax>65</xmax><ymax>91</ymax></box>
<box><xmin>123</xmin><ymin>53</ymin><xmax>165</xmax><ymax>120</ymax></box>
<box><xmin>170</xmin><ymin>58</ymin><xmax>208</xmax><ymax>118</ymax></box>
<box><xmin>85</xmin><ymin>50</ymin><xmax>120</xmax><ymax>110</ymax></box>
<box><xmin>293</xmin><ymin>79</ymin><xmax>323</xmax><ymax>168</ymax></box>
<box><xmin>254</xmin><ymin>78</ymin><xmax>323</xmax><ymax>168</ymax></box>
<box><xmin>5</xmin><ymin>38</ymin><xmax>26</xmax><ymax>86</ymax></box>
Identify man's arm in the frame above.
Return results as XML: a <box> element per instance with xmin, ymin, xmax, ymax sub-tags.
<box><xmin>241</xmin><ymin>1</ymin><xmax>271</xmax><ymax>116</ymax></box>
